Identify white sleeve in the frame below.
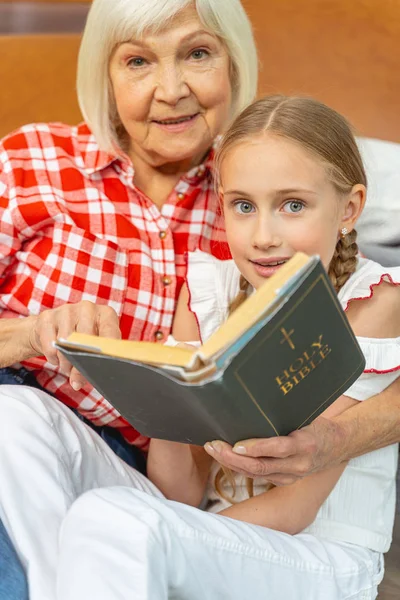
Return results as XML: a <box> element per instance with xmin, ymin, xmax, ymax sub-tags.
<box><xmin>164</xmin><ymin>335</ymin><xmax>201</xmax><ymax>349</ymax></box>
<box><xmin>344</xmin><ymin>337</ymin><xmax>400</xmax><ymax>400</ymax></box>
<box><xmin>186</xmin><ymin>250</ymin><xmax>241</xmax><ymax>343</ymax></box>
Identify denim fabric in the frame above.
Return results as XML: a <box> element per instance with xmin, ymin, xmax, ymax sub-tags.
<box><xmin>0</xmin><ymin>367</ymin><xmax>146</xmax><ymax>599</ymax></box>
<box><xmin>0</xmin><ymin>519</ymin><xmax>28</xmax><ymax>600</ymax></box>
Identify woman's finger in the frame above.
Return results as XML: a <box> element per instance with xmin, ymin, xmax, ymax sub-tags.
<box><xmin>95</xmin><ymin>305</ymin><xmax>121</xmax><ymax>339</ymax></box>
<box><xmin>69</xmin><ymin>366</ymin><xmax>87</xmax><ymax>391</ymax></box>
<box><xmin>232</xmin><ymin>436</ymin><xmax>297</xmax><ymax>459</ymax></box>
<box><xmin>36</xmin><ymin>318</ymin><xmax>60</xmax><ymax>366</ymax></box>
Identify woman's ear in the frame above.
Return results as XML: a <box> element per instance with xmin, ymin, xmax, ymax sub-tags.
<box><xmin>340</xmin><ymin>184</ymin><xmax>366</xmax><ymax>233</ymax></box>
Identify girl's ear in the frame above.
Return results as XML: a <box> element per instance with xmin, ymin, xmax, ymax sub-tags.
<box><xmin>340</xmin><ymin>184</ymin><xmax>366</xmax><ymax>233</ymax></box>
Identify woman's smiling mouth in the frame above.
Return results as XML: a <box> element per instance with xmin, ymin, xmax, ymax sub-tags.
<box><xmin>152</xmin><ymin>113</ymin><xmax>200</xmax><ymax>132</ymax></box>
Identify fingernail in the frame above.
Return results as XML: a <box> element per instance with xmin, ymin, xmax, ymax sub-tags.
<box><xmin>71</xmin><ymin>382</ymin><xmax>81</xmax><ymax>391</ymax></box>
<box><xmin>209</xmin><ymin>441</ymin><xmax>222</xmax><ymax>453</ymax></box>
<box><xmin>233</xmin><ymin>445</ymin><xmax>247</xmax><ymax>455</ymax></box>
<box><xmin>204</xmin><ymin>443</ymin><xmax>214</xmax><ymax>453</ymax></box>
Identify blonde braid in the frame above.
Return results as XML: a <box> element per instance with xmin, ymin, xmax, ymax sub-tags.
<box><xmin>328</xmin><ymin>229</ymin><xmax>359</xmax><ymax>293</ymax></box>
<box><xmin>228</xmin><ymin>274</ymin><xmax>249</xmax><ymax>313</ymax></box>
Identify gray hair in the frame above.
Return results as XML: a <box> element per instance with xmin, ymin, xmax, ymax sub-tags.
<box><xmin>77</xmin><ymin>0</ymin><xmax>258</xmax><ymax>152</ymax></box>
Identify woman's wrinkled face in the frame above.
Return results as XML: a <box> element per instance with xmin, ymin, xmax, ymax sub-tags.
<box><xmin>109</xmin><ymin>4</ymin><xmax>232</xmax><ymax>170</ymax></box>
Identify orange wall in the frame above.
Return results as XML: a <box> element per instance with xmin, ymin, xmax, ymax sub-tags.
<box><xmin>245</xmin><ymin>0</ymin><xmax>400</xmax><ymax>141</ymax></box>
<box><xmin>1</xmin><ymin>0</ymin><xmax>399</xmax><ymax>141</ymax></box>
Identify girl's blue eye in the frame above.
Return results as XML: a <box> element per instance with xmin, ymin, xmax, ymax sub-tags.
<box><xmin>283</xmin><ymin>200</ymin><xmax>304</xmax><ymax>213</ymax></box>
<box><xmin>234</xmin><ymin>201</ymin><xmax>254</xmax><ymax>214</ymax></box>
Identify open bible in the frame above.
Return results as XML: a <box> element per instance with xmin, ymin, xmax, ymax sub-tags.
<box><xmin>55</xmin><ymin>253</ymin><xmax>365</xmax><ymax>445</ymax></box>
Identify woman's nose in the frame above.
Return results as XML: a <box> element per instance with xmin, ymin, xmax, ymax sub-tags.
<box><xmin>154</xmin><ymin>64</ymin><xmax>190</xmax><ymax>104</ymax></box>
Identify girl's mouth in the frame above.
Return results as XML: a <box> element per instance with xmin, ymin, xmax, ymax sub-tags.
<box><xmin>249</xmin><ymin>258</ymin><xmax>288</xmax><ymax>278</ymax></box>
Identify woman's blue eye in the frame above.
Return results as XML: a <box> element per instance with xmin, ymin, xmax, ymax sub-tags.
<box><xmin>128</xmin><ymin>57</ymin><xmax>145</xmax><ymax>67</ymax></box>
<box><xmin>191</xmin><ymin>49</ymin><xmax>208</xmax><ymax>60</ymax></box>
<box><xmin>234</xmin><ymin>201</ymin><xmax>254</xmax><ymax>214</ymax></box>
<box><xmin>284</xmin><ymin>200</ymin><xmax>304</xmax><ymax>213</ymax></box>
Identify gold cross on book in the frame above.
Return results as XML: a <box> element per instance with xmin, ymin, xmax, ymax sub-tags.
<box><xmin>280</xmin><ymin>327</ymin><xmax>295</xmax><ymax>350</ymax></box>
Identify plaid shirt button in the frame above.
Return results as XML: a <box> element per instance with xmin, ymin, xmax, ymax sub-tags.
<box><xmin>162</xmin><ymin>276</ymin><xmax>172</xmax><ymax>286</ymax></box>
<box><xmin>177</xmin><ymin>192</ymin><xmax>185</xmax><ymax>200</ymax></box>
<box><xmin>159</xmin><ymin>230</ymin><xmax>167</xmax><ymax>239</ymax></box>
<box><xmin>154</xmin><ymin>330</ymin><xmax>164</xmax><ymax>341</ymax></box>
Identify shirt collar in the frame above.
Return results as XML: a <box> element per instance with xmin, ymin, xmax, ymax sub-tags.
<box><xmin>77</xmin><ymin>123</ymin><xmax>130</xmax><ymax>176</ymax></box>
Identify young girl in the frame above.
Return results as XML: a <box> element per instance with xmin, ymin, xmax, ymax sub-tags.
<box><xmin>47</xmin><ymin>96</ymin><xmax>400</xmax><ymax>599</ymax></box>
<box><xmin>2</xmin><ymin>96</ymin><xmax>398</xmax><ymax>600</ymax></box>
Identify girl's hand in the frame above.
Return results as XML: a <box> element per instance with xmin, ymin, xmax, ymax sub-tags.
<box><xmin>27</xmin><ymin>301</ymin><xmax>121</xmax><ymax>391</ymax></box>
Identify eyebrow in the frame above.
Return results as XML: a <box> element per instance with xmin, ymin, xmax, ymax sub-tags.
<box><xmin>223</xmin><ymin>190</ymin><xmax>252</xmax><ymax>197</ymax></box>
<box><xmin>277</xmin><ymin>188</ymin><xmax>318</xmax><ymax>195</ymax></box>
<box><xmin>223</xmin><ymin>188</ymin><xmax>318</xmax><ymax>197</ymax></box>
<box><xmin>123</xmin><ymin>30</ymin><xmax>216</xmax><ymax>49</ymax></box>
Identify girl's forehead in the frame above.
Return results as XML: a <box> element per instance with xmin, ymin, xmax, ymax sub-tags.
<box><xmin>223</xmin><ymin>134</ymin><xmax>323</xmax><ymax>171</ymax></box>
<box><xmin>220</xmin><ymin>135</ymin><xmax>332</xmax><ymax>191</ymax></box>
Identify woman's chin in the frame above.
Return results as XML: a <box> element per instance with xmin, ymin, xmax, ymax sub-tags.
<box><xmin>147</xmin><ymin>142</ymin><xmax>211</xmax><ymax>170</ymax></box>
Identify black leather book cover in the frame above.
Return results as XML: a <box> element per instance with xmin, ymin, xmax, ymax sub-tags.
<box><xmin>57</xmin><ymin>260</ymin><xmax>365</xmax><ymax>445</ymax></box>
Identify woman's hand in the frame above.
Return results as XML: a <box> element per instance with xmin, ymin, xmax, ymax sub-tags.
<box><xmin>204</xmin><ymin>394</ymin><xmax>360</xmax><ymax>485</ymax></box>
<box><xmin>204</xmin><ymin>417</ymin><xmax>342</xmax><ymax>485</ymax></box>
<box><xmin>28</xmin><ymin>301</ymin><xmax>121</xmax><ymax>390</ymax></box>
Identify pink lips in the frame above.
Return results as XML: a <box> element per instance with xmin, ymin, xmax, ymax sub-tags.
<box><xmin>249</xmin><ymin>258</ymin><xmax>289</xmax><ymax>278</ymax></box>
<box><xmin>152</xmin><ymin>113</ymin><xmax>199</xmax><ymax>133</ymax></box>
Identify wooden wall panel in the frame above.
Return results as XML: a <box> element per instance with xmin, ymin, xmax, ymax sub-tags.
<box><xmin>0</xmin><ymin>35</ymin><xmax>82</xmax><ymax>137</ymax></box>
<box><xmin>0</xmin><ymin>3</ymin><xmax>90</xmax><ymax>34</ymax></box>
<box><xmin>244</xmin><ymin>0</ymin><xmax>400</xmax><ymax>142</ymax></box>
<box><xmin>8</xmin><ymin>1</ymin><xmax>89</xmax><ymax>3</ymax></box>
<box><xmin>1</xmin><ymin>0</ymin><xmax>399</xmax><ymax>141</ymax></box>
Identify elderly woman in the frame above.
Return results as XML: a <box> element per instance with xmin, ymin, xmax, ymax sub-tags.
<box><xmin>0</xmin><ymin>0</ymin><xmax>399</xmax><ymax>598</ymax></box>
<box><xmin>0</xmin><ymin>0</ymin><xmax>256</xmax><ymax>598</ymax></box>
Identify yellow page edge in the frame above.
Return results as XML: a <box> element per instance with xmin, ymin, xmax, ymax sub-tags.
<box><xmin>198</xmin><ymin>252</ymin><xmax>312</xmax><ymax>362</ymax></box>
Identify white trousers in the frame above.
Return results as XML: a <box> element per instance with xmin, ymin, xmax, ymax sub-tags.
<box><xmin>0</xmin><ymin>385</ymin><xmax>383</xmax><ymax>600</ymax></box>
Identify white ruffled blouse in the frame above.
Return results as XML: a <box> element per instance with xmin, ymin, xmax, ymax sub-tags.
<box><xmin>180</xmin><ymin>251</ymin><xmax>400</xmax><ymax>553</ymax></box>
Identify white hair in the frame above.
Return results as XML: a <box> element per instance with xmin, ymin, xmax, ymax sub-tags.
<box><xmin>77</xmin><ymin>0</ymin><xmax>258</xmax><ymax>152</ymax></box>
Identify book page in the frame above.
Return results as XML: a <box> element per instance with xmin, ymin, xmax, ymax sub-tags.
<box><xmin>57</xmin><ymin>253</ymin><xmax>313</xmax><ymax>372</ymax></box>
<box><xmin>58</xmin><ymin>334</ymin><xmax>196</xmax><ymax>368</ymax></box>
<box><xmin>198</xmin><ymin>253</ymin><xmax>312</xmax><ymax>362</ymax></box>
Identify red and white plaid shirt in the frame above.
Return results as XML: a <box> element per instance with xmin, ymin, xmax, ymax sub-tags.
<box><xmin>0</xmin><ymin>122</ymin><xmax>229</xmax><ymax>447</ymax></box>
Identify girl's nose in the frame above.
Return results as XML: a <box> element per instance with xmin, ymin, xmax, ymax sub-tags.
<box><xmin>252</xmin><ymin>220</ymin><xmax>281</xmax><ymax>250</ymax></box>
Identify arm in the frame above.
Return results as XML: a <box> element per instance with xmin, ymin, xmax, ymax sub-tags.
<box><xmin>0</xmin><ymin>303</ymin><xmax>121</xmax><ymax>390</ymax></box>
<box><xmin>0</xmin><ymin>316</ymin><xmax>39</xmax><ymax>367</ymax></box>
<box><xmin>205</xmin><ymin>282</ymin><xmax>400</xmax><ymax>484</ymax></box>
<box><xmin>147</xmin><ymin>440</ymin><xmax>212</xmax><ymax>506</ymax></box>
<box><xmin>220</xmin><ymin>394</ymin><xmax>357</xmax><ymax>533</ymax></box>
<box><xmin>147</xmin><ymin>283</ymin><xmax>213</xmax><ymax>506</ymax></box>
